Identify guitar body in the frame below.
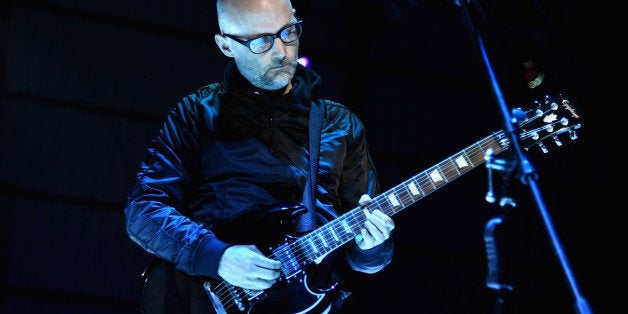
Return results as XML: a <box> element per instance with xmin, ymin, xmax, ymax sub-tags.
<box><xmin>141</xmin><ymin>203</ymin><xmax>340</xmax><ymax>314</ymax></box>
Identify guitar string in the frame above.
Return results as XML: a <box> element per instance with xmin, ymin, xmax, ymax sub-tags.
<box><xmin>209</xmin><ymin>280</ymin><xmax>261</xmax><ymax>312</ymax></box>
<box><xmin>202</xmin><ymin>103</ymin><xmax>572</xmax><ymax>310</ymax></box>
<box><xmin>206</xmin><ymin>130</ymin><xmax>510</xmax><ymax>309</ymax></box>
<box><xmin>210</xmin><ymin>282</ymin><xmax>240</xmax><ymax>311</ymax></box>
<box><xmin>210</xmin><ymin>116</ymin><xmax>572</xmax><ymax>312</ymax></box>
<box><xmin>246</xmin><ymin>101</ymin><xmax>561</xmax><ymax>275</ymax></box>
<box><xmin>273</xmin><ymin>132</ymin><xmax>507</xmax><ymax>268</ymax></box>
<box><xmin>276</xmin><ymin>109</ymin><xmax>569</xmax><ymax>266</ymax></box>
<box><xmin>204</xmin><ymin>210</ymin><xmax>379</xmax><ymax>311</ymax></box>
<box><xmin>285</xmin><ymin>132</ymin><xmax>505</xmax><ymax>263</ymax></box>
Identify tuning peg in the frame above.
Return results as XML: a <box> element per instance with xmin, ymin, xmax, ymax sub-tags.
<box><xmin>538</xmin><ymin>142</ymin><xmax>549</xmax><ymax>154</ymax></box>
<box><xmin>552</xmin><ymin>135</ymin><xmax>563</xmax><ymax>146</ymax></box>
<box><xmin>560</xmin><ymin>117</ymin><xmax>569</xmax><ymax>126</ymax></box>
<box><xmin>569</xmin><ymin>129</ymin><xmax>578</xmax><ymax>140</ymax></box>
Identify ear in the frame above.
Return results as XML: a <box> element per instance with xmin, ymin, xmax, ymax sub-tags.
<box><xmin>214</xmin><ymin>34</ymin><xmax>235</xmax><ymax>57</ymax></box>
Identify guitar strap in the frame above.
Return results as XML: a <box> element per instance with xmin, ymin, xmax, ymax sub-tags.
<box><xmin>296</xmin><ymin>99</ymin><xmax>325</xmax><ymax>234</ymax></box>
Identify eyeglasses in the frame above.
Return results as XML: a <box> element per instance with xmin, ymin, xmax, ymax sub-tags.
<box><xmin>222</xmin><ymin>21</ymin><xmax>303</xmax><ymax>54</ymax></box>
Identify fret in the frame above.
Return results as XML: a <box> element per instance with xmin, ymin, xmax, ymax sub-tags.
<box><xmin>275</xmin><ymin>243</ymin><xmax>302</xmax><ymax>275</ymax></box>
<box><xmin>348</xmin><ymin>211</ymin><xmax>363</xmax><ymax>233</ymax></box>
<box><xmin>329</xmin><ymin>225</ymin><xmax>340</xmax><ymax>242</ymax></box>
<box><xmin>368</xmin><ymin>197</ymin><xmax>383</xmax><ymax>213</ymax></box>
<box><xmin>490</xmin><ymin>138</ymin><xmax>504</xmax><ymax>154</ymax></box>
<box><xmin>407</xmin><ymin>180</ymin><xmax>422</xmax><ymax>198</ymax></box>
<box><xmin>478</xmin><ymin>140</ymin><xmax>492</xmax><ymax>157</ymax></box>
<box><xmin>439</xmin><ymin>159</ymin><xmax>459</xmax><ymax>182</ymax></box>
<box><xmin>386</xmin><ymin>192</ymin><xmax>401</xmax><ymax>207</ymax></box>
<box><xmin>396</xmin><ymin>182</ymin><xmax>415</xmax><ymax>207</ymax></box>
<box><xmin>324</xmin><ymin>225</ymin><xmax>342</xmax><ymax>247</ymax></box>
<box><xmin>455</xmin><ymin>154</ymin><xmax>471</xmax><ymax>177</ymax></box>
<box><xmin>428</xmin><ymin>167</ymin><xmax>446</xmax><ymax>188</ymax></box>
<box><xmin>456</xmin><ymin>151</ymin><xmax>474</xmax><ymax>174</ymax></box>
<box><xmin>341</xmin><ymin>219</ymin><xmax>352</xmax><ymax>234</ymax></box>
<box><xmin>306</xmin><ymin>235</ymin><xmax>318</xmax><ymax>254</ymax></box>
<box><xmin>418</xmin><ymin>173</ymin><xmax>434</xmax><ymax>195</ymax></box>
<box><xmin>469</xmin><ymin>142</ymin><xmax>487</xmax><ymax>165</ymax></box>
<box><xmin>336</xmin><ymin>220</ymin><xmax>355</xmax><ymax>243</ymax></box>
<box><xmin>314</xmin><ymin>231</ymin><xmax>331</xmax><ymax>256</ymax></box>
<box><xmin>327</xmin><ymin>225</ymin><xmax>343</xmax><ymax>246</ymax></box>
<box><xmin>449</xmin><ymin>156</ymin><xmax>462</xmax><ymax>176</ymax></box>
<box><xmin>368</xmin><ymin>197</ymin><xmax>382</xmax><ymax>213</ymax></box>
<box><xmin>318</xmin><ymin>232</ymin><xmax>328</xmax><ymax>248</ymax></box>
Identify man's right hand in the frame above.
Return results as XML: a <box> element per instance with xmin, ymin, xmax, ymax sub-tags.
<box><xmin>217</xmin><ymin>244</ymin><xmax>282</xmax><ymax>290</ymax></box>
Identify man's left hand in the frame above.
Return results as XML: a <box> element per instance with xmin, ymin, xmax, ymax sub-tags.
<box><xmin>355</xmin><ymin>194</ymin><xmax>395</xmax><ymax>250</ymax></box>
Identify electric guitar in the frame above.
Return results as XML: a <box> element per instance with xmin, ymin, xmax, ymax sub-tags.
<box><xmin>139</xmin><ymin>94</ymin><xmax>582</xmax><ymax>314</ymax></box>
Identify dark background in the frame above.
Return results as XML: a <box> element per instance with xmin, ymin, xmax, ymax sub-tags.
<box><xmin>1</xmin><ymin>0</ymin><xmax>605</xmax><ymax>313</ymax></box>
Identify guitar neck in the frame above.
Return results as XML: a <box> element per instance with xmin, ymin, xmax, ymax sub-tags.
<box><xmin>294</xmin><ymin>130</ymin><xmax>509</xmax><ymax>263</ymax></box>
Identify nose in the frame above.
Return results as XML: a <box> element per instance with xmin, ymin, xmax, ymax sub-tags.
<box><xmin>270</xmin><ymin>37</ymin><xmax>287</xmax><ymax>60</ymax></box>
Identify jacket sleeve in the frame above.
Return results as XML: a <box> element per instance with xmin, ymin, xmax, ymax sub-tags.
<box><xmin>124</xmin><ymin>97</ymin><xmax>231</xmax><ymax>280</ymax></box>
<box><xmin>339</xmin><ymin>110</ymin><xmax>394</xmax><ymax>274</ymax></box>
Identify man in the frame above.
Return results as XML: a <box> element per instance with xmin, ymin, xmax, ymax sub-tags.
<box><xmin>125</xmin><ymin>0</ymin><xmax>395</xmax><ymax>313</ymax></box>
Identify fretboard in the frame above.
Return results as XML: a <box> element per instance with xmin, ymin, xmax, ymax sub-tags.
<box><xmin>293</xmin><ymin>130</ymin><xmax>510</xmax><ymax>264</ymax></box>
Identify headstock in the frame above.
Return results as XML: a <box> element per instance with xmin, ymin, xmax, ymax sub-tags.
<box><xmin>513</xmin><ymin>94</ymin><xmax>582</xmax><ymax>153</ymax></box>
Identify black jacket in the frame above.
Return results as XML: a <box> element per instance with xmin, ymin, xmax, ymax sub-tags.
<box><xmin>125</xmin><ymin>60</ymin><xmax>394</xmax><ymax>285</ymax></box>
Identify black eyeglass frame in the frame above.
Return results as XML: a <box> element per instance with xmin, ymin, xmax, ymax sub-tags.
<box><xmin>222</xmin><ymin>20</ymin><xmax>303</xmax><ymax>54</ymax></box>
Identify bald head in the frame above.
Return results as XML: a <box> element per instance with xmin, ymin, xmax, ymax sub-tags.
<box><xmin>216</xmin><ymin>0</ymin><xmax>295</xmax><ymax>35</ymax></box>
<box><xmin>213</xmin><ymin>0</ymin><xmax>300</xmax><ymax>91</ymax></box>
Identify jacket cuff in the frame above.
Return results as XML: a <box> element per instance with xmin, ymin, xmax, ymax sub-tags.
<box><xmin>346</xmin><ymin>238</ymin><xmax>394</xmax><ymax>274</ymax></box>
<box><xmin>192</xmin><ymin>234</ymin><xmax>232</xmax><ymax>279</ymax></box>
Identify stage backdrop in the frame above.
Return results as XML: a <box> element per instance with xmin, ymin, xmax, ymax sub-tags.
<box><xmin>1</xmin><ymin>1</ymin><xmax>602</xmax><ymax>313</ymax></box>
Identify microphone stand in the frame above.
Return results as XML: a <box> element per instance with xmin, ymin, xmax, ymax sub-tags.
<box><xmin>452</xmin><ymin>1</ymin><xmax>592</xmax><ymax>313</ymax></box>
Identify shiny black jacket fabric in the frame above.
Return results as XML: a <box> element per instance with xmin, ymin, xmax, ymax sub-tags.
<box><xmin>125</xmin><ymin>60</ymin><xmax>393</xmax><ymax>283</ymax></box>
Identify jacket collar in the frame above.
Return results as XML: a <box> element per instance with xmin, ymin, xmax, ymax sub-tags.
<box><xmin>222</xmin><ymin>60</ymin><xmax>321</xmax><ymax>113</ymax></box>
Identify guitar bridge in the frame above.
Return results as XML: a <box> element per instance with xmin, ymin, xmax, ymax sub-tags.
<box><xmin>204</xmin><ymin>281</ymin><xmax>267</xmax><ymax>313</ymax></box>
<box><xmin>203</xmin><ymin>281</ymin><xmax>232</xmax><ymax>313</ymax></box>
